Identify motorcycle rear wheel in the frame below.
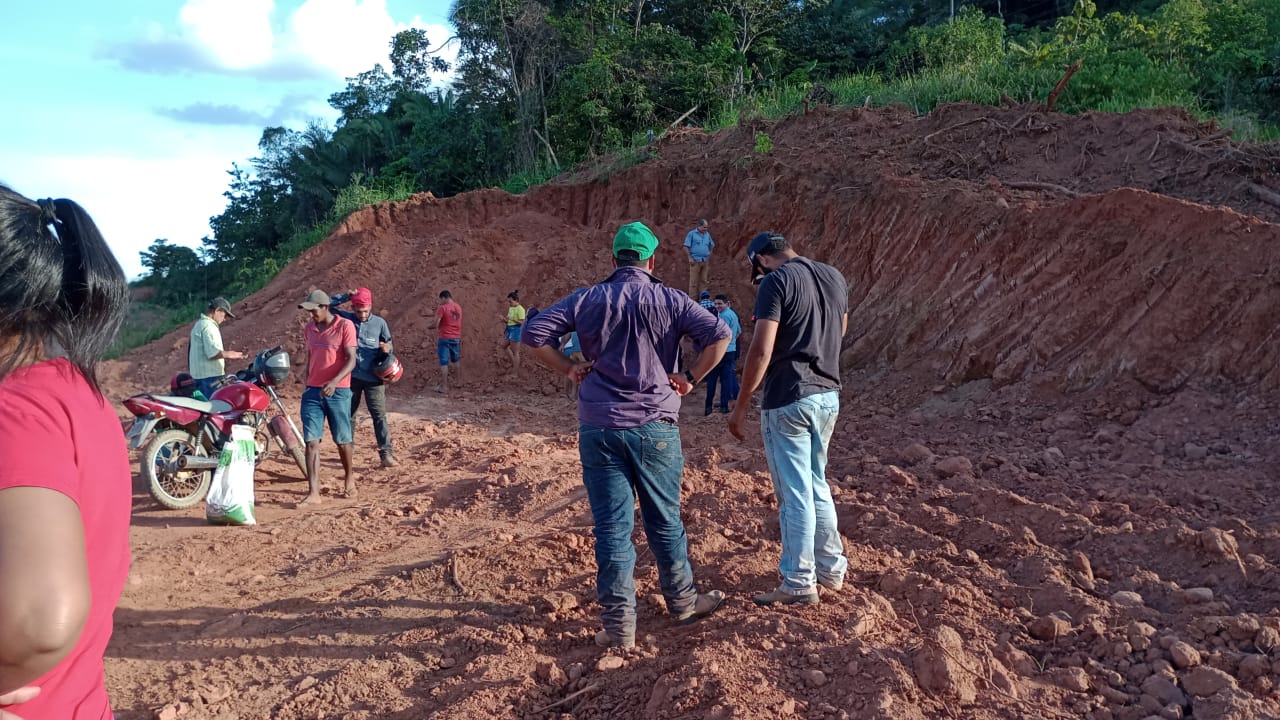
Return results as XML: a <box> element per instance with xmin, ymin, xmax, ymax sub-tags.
<box><xmin>142</xmin><ymin>429</ymin><xmax>212</xmax><ymax>510</ymax></box>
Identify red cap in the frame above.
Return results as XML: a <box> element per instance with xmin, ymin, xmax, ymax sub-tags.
<box><xmin>351</xmin><ymin>287</ymin><xmax>372</xmax><ymax>308</ymax></box>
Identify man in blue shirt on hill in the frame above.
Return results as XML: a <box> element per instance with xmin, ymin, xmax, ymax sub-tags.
<box><xmin>705</xmin><ymin>293</ymin><xmax>742</xmax><ymax>415</ymax></box>
<box><xmin>523</xmin><ymin>221</ymin><xmax>730</xmax><ymax>649</ymax></box>
<box><xmin>684</xmin><ymin>218</ymin><xmax>714</xmax><ymax>298</ymax></box>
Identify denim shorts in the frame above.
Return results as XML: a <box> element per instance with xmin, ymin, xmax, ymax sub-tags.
<box><xmin>504</xmin><ymin>325</ymin><xmax>522</xmax><ymax>342</ymax></box>
<box><xmin>301</xmin><ymin>386</ymin><xmax>353</xmax><ymax>444</ymax></box>
<box><xmin>437</xmin><ymin>338</ymin><xmax>461</xmax><ymax>366</ymax></box>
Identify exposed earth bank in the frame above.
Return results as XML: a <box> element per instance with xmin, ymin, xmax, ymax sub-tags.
<box><xmin>103</xmin><ymin>103</ymin><xmax>1280</xmax><ymax>720</ymax></box>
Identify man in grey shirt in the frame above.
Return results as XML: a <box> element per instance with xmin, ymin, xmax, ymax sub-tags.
<box><xmin>330</xmin><ymin>288</ymin><xmax>396</xmax><ymax>467</ymax></box>
<box><xmin>729</xmin><ymin>231</ymin><xmax>850</xmax><ymax>606</ymax></box>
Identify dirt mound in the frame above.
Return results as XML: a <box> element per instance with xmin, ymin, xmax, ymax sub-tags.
<box><xmin>104</xmin><ymin>103</ymin><xmax>1280</xmax><ymax>402</ymax></box>
<box><xmin>103</xmin><ymin>103</ymin><xmax>1280</xmax><ymax>720</ymax></box>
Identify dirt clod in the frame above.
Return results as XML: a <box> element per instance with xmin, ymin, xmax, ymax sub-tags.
<box><xmin>913</xmin><ymin>625</ymin><xmax>978</xmax><ymax>704</ymax></box>
<box><xmin>1180</xmin><ymin>665</ymin><xmax>1237</xmax><ymax>697</ymax></box>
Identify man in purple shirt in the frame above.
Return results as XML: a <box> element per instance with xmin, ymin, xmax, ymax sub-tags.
<box><xmin>523</xmin><ymin>221</ymin><xmax>731</xmax><ymax>649</ymax></box>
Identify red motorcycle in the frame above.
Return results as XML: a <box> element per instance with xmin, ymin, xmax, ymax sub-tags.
<box><xmin>123</xmin><ymin>347</ymin><xmax>306</xmax><ymax>509</ymax></box>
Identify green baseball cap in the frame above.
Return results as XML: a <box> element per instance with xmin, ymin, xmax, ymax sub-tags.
<box><xmin>612</xmin><ymin>222</ymin><xmax>659</xmax><ymax>261</ymax></box>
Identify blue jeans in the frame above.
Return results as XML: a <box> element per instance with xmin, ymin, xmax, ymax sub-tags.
<box><xmin>760</xmin><ymin>391</ymin><xmax>847</xmax><ymax>594</ymax></box>
<box><xmin>349</xmin><ymin>377</ymin><xmax>390</xmax><ymax>452</ymax></box>
<box><xmin>301</xmin><ymin>387</ymin><xmax>353</xmax><ymax>444</ymax></box>
<box><xmin>193</xmin><ymin>376</ymin><xmax>222</xmax><ymax>400</ymax></box>
<box><xmin>437</xmin><ymin>338</ymin><xmax>460</xmax><ymax>366</ymax></box>
<box><xmin>704</xmin><ymin>350</ymin><xmax>739</xmax><ymax>412</ymax></box>
<box><xmin>579</xmin><ymin>421</ymin><xmax>698</xmax><ymax>641</ymax></box>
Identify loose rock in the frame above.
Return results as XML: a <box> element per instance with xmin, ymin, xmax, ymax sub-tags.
<box><xmin>1111</xmin><ymin>591</ymin><xmax>1144</xmax><ymax>607</ymax></box>
<box><xmin>913</xmin><ymin>625</ymin><xmax>978</xmax><ymax>704</ymax></box>
<box><xmin>1168</xmin><ymin>641</ymin><xmax>1200</xmax><ymax>669</ymax></box>
<box><xmin>1176</xmin><ymin>587</ymin><xmax>1214</xmax><ymax>604</ymax></box>
<box><xmin>934</xmin><ymin>455</ymin><xmax>975</xmax><ymax>478</ymax></box>
<box><xmin>597</xmin><ymin>655</ymin><xmax>625</xmax><ymax>672</ymax></box>
<box><xmin>801</xmin><ymin>669</ymin><xmax>828</xmax><ymax>687</ymax></box>
<box><xmin>1180</xmin><ymin>665</ymin><xmax>1236</xmax><ymax>697</ymax></box>
<box><xmin>1140</xmin><ymin>675</ymin><xmax>1187</xmax><ymax>707</ymax></box>
<box><xmin>1029</xmin><ymin>614</ymin><xmax>1072</xmax><ymax>641</ymax></box>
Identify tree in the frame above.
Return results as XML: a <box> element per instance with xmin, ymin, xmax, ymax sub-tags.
<box><xmin>451</xmin><ymin>0</ymin><xmax>565</xmax><ymax>168</ymax></box>
<box><xmin>328</xmin><ymin>65</ymin><xmax>397</xmax><ymax>124</ymax></box>
<box><xmin>714</xmin><ymin>0</ymin><xmax>829</xmax><ymax>96</ymax></box>
<box><xmin>140</xmin><ymin>239</ymin><xmax>201</xmax><ymax>280</ymax></box>
<box><xmin>390</xmin><ymin>28</ymin><xmax>452</xmax><ymax>93</ymax></box>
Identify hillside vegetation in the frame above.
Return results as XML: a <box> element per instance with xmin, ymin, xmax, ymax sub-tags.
<box><xmin>117</xmin><ymin>0</ymin><xmax>1280</xmax><ymax>355</ymax></box>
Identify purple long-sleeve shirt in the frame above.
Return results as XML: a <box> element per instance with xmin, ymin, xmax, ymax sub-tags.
<box><xmin>522</xmin><ymin>266</ymin><xmax>730</xmax><ymax>429</ymax></box>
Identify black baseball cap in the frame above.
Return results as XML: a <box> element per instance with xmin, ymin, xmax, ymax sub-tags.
<box><xmin>209</xmin><ymin>297</ymin><xmax>235</xmax><ymax>318</ymax></box>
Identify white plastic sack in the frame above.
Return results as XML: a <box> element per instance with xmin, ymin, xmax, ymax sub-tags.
<box><xmin>206</xmin><ymin>424</ymin><xmax>257</xmax><ymax>525</ymax></box>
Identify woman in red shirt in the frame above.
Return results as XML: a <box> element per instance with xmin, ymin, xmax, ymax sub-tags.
<box><xmin>0</xmin><ymin>185</ymin><xmax>131</xmax><ymax>720</ymax></box>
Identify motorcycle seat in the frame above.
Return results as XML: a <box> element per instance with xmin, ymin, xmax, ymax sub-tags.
<box><xmin>151</xmin><ymin>394</ymin><xmax>234</xmax><ymax>414</ymax></box>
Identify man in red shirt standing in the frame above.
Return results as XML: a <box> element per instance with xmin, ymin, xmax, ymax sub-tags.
<box><xmin>298</xmin><ymin>289</ymin><xmax>358</xmax><ymax>505</ymax></box>
<box><xmin>434</xmin><ymin>290</ymin><xmax>463</xmax><ymax>394</ymax></box>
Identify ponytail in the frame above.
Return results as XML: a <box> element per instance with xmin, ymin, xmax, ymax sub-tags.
<box><xmin>0</xmin><ymin>187</ymin><xmax>127</xmax><ymax>394</ymax></box>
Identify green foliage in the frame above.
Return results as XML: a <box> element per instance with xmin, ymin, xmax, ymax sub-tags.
<box><xmin>107</xmin><ymin>299</ymin><xmax>204</xmax><ymax>360</ymax></box>
<box><xmin>899</xmin><ymin>7</ymin><xmax>1007</xmax><ymax>70</ymax></box>
<box><xmin>753</xmin><ymin>130</ymin><xmax>774</xmax><ymax>154</ymax></box>
<box><xmin>124</xmin><ymin>0</ymin><xmax>1280</xmax><ymax>360</ymax></box>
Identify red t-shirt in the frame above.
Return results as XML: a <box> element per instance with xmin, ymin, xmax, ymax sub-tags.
<box><xmin>0</xmin><ymin>359</ymin><xmax>131</xmax><ymax>720</ymax></box>
<box><xmin>305</xmin><ymin>316</ymin><xmax>357</xmax><ymax>388</ymax></box>
<box><xmin>437</xmin><ymin>301</ymin><xmax>462</xmax><ymax>340</ymax></box>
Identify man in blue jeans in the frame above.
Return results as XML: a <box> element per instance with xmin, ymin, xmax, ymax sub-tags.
<box><xmin>523</xmin><ymin>221</ymin><xmax>731</xmax><ymax>649</ymax></box>
<box><xmin>705</xmin><ymin>294</ymin><xmax>741</xmax><ymax>415</ymax></box>
<box><xmin>298</xmin><ymin>289</ymin><xmax>358</xmax><ymax>506</ymax></box>
<box><xmin>728</xmin><ymin>231</ymin><xmax>849</xmax><ymax>606</ymax></box>
<box><xmin>329</xmin><ymin>288</ymin><xmax>397</xmax><ymax>467</ymax></box>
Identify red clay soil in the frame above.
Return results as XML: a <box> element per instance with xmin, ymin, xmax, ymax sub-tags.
<box><xmin>101</xmin><ymin>103</ymin><xmax>1280</xmax><ymax>720</ymax></box>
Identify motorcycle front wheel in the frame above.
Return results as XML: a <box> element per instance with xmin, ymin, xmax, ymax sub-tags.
<box><xmin>142</xmin><ymin>429</ymin><xmax>212</xmax><ymax>510</ymax></box>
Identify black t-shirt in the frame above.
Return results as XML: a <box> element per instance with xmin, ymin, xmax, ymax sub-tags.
<box><xmin>752</xmin><ymin>256</ymin><xmax>848</xmax><ymax>410</ymax></box>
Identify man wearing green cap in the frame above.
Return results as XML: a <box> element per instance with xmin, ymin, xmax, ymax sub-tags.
<box><xmin>521</xmin><ymin>221</ymin><xmax>732</xmax><ymax>649</ymax></box>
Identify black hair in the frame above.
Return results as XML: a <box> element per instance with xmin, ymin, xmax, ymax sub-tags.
<box><xmin>507</xmin><ymin>290</ymin><xmax>519</xmax><ymax>300</ymax></box>
<box><xmin>614</xmin><ymin>250</ymin><xmax>648</xmax><ymax>267</ymax></box>
<box><xmin>714</xmin><ymin>294</ymin><xmax>730</xmax><ymax>302</ymax></box>
<box><xmin>0</xmin><ymin>186</ymin><xmax>128</xmax><ymax>394</ymax></box>
<box><xmin>439</xmin><ymin>290</ymin><xmax>452</xmax><ymax>299</ymax></box>
<box><xmin>754</xmin><ymin>234</ymin><xmax>791</xmax><ymax>257</ymax></box>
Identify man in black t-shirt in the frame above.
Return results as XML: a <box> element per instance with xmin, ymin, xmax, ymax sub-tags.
<box><xmin>729</xmin><ymin>231</ymin><xmax>850</xmax><ymax>607</ymax></box>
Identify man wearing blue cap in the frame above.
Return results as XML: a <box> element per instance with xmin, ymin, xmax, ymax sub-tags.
<box><xmin>522</xmin><ymin>221</ymin><xmax>731</xmax><ymax>649</ymax></box>
<box><xmin>729</xmin><ymin>231</ymin><xmax>850</xmax><ymax>607</ymax></box>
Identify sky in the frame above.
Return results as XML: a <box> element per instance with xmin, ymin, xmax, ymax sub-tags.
<box><xmin>0</xmin><ymin>0</ymin><xmax>457</xmax><ymax>279</ymax></box>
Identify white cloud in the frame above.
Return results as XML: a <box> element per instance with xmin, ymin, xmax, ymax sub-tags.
<box><xmin>9</xmin><ymin>151</ymin><xmax>241</xmax><ymax>279</ymax></box>
<box><xmin>162</xmin><ymin>0</ymin><xmax>457</xmax><ymax>83</ymax></box>
<box><xmin>179</xmin><ymin>0</ymin><xmax>276</xmax><ymax>70</ymax></box>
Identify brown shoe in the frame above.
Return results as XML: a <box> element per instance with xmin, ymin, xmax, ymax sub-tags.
<box><xmin>673</xmin><ymin>590</ymin><xmax>725</xmax><ymax>625</ymax></box>
<box><xmin>818</xmin><ymin>577</ymin><xmax>844</xmax><ymax>592</ymax></box>
<box><xmin>753</xmin><ymin>587</ymin><xmax>819</xmax><ymax>606</ymax></box>
<box><xmin>594</xmin><ymin>630</ymin><xmax>635</xmax><ymax>649</ymax></box>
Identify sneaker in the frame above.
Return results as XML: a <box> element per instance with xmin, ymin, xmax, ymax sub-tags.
<box><xmin>672</xmin><ymin>590</ymin><xmax>726</xmax><ymax>625</ymax></box>
<box><xmin>594</xmin><ymin>630</ymin><xmax>635</xmax><ymax>649</ymax></box>
<box><xmin>704</xmin><ymin>407</ymin><xmax>713</xmax><ymax>416</ymax></box>
<box><xmin>380</xmin><ymin>452</ymin><xmax>399</xmax><ymax>468</ymax></box>
<box><xmin>718</xmin><ymin>407</ymin><xmax>730</xmax><ymax>414</ymax></box>
<box><xmin>818</xmin><ymin>577</ymin><xmax>844</xmax><ymax>592</ymax></box>
<box><xmin>753</xmin><ymin>587</ymin><xmax>820</xmax><ymax>606</ymax></box>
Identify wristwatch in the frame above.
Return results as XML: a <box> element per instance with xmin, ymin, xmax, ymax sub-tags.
<box><xmin>684</xmin><ymin>369</ymin><xmax>698</xmax><ymax>386</ymax></box>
